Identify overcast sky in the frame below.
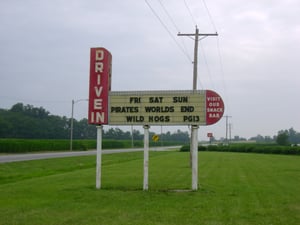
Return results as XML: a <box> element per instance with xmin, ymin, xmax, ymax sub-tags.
<box><xmin>0</xmin><ymin>0</ymin><xmax>299</xmax><ymax>140</ymax></box>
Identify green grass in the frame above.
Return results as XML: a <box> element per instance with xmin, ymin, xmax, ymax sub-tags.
<box><xmin>0</xmin><ymin>151</ymin><xmax>300</xmax><ymax>225</ymax></box>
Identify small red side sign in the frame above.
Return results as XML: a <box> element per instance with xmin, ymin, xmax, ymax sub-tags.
<box><xmin>88</xmin><ymin>48</ymin><xmax>112</xmax><ymax>125</ymax></box>
<box><xmin>206</xmin><ymin>90</ymin><xmax>225</xmax><ymax>125</ymax></box>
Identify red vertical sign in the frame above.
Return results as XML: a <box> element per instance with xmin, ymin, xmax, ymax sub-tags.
<box><xmin>88</xmin><ymin>48</ymin><xmax>112</xmax><ymax>124</ymax></box>
<box><xmin>206</xmin><ymin>90</ymin><xmax>224</xmax><ymax>125</ymax></box>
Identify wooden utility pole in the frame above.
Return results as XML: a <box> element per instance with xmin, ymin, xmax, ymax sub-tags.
<box><xmin>178</xmin><ymin>27</ymin><xmax>218</xmax><ymax>190</ymax></box>
<box><xmin>178</xmin><ymin>27</ymin><xmax>218</xmax><ymax>90</ymax></box>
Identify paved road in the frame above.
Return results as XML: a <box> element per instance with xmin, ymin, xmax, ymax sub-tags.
<box><xmin>0</xmin><ymin>146</ymin><xmax>181</xmax><ymax>163</ymax></box>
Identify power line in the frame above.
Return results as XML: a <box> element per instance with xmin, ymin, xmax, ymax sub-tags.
<box><xmin>199</xmin><ymin>42</ymin><xmax>215</xmax><ymax>90</ymax></box>
<box><xmin>182</xmin><ymin>0</ymin><xmax>230</xmax><ymax>115</ymax></box>
<box><xmin>145</xmin><ymin>0</ymin><xmax>192</xmax><ymax>63</ymax></box>
<box><xmin>202</xmin><ymin>0</ymin><xmax>218</xmax><ymax>32</ymax></box>
<box><xmin>215</xmin><ymin>37</ymin><xmax>231</xmax><ymax>115</ymax></box>
<box><xmin>194</xmin><ymin>0</ymin><xmax>230</xmax><ymax>116</ymax></box>
<box><xmin>200</xmin><ymin>0</ymin><xmax>231</xmax><ymax>117</ymax></box>
<box><xmin>183</xmin><ymin>0</ymin><xmax>197</xmax><ymax>26</ymax></box>
<box><xmin>181</xmin><ymin>1</ymin><xmax>216</xmax><ymax>90</ymax></box>
<box><xmin>157</xmin><ymin>0</ymin><xmax>192</xmax><ymax>62</ymax></box>
<box><xmin>157</xmin><ymin>0</ymin><xmax>180</xmax><ymax>32</ymax></box>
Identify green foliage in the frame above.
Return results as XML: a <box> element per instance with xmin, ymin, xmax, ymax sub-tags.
<box><xmin>0</xmin><ymin>138</ymin><xmax>183</xmax><ymax>153</ymax></box>
<box><xmin>2</xmin><ymin>103</ymin><xmax>299</xmax><ymax>146</ymax></box>
<box><xmin>0</xmin><ymin>103</ymin><xmax>98</xmax><ymax>139</ymax></box>
<box><xmin>0</xmin><ymin>105</ymin><xmax>71</xmax><ymax>139</ymax></box>
<box><xmin>249</xmin><ymin>134</ymin><xmax>275</xmax><ymax>143</ymax></box>
<box><xmin>180</xmin><ymin>143</ymin><xmax>300</xmax><ymax>155</ymax></box>
<box><xmin>276</xmin><ymin>130</ymin><xmax>290</xmax><ymax>145</ymax></box>
<box><xmin>161</xmin><ymin>129</ymin><xmax>189</xmax><ymax>142</ymax></box>
<box><xmin>179</xmin><ymin>145</ymin><xmax>190</xmax><ymax>152</ymax></box>
<box><xmin>288</xmin><ymin>127</ymin><xmax>300</xmax><ymax>144</ymax></box>
<box><xmin>0</xmin><ymin>103</ymin><xmax>190</xmax><ymax>142</ymax></box>
<box><xmin>102</xmin><ymin>140</ymin><xmax>141</xmax><ymax>149</ymax></box>
<box><xmin>0</xmin><ymin>139</ymin><xmax>95</xmax><ymax>153</ymax></box>
<box><xmin>0</xmin><ymin>139</ymin><xmax>137</xmax><ymax>153</ymax></box>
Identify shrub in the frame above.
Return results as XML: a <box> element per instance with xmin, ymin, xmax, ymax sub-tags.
<box><xmin>198</xmin><ymin>145</ymin><xmax>207</xmax><ymax>151</ymax></box>
<box><xmin>180</xmin><ymin>145</ymin><xmax>190</xmax><ymax>152</ymax></box>
<box><xmin>179</xmin><ymin>143</ymin><xmax>300</xmax><ymax>156</ymax></box>
<box><xmin>207</xmin><ymin>145</ymin><xmax>218</xmax><ymax>152</ymax></box>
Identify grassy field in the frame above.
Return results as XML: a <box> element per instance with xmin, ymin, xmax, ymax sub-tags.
<box><xmin>0</xmin><ymin>151</ymin><xmax>300</xmax><ymax>225</ymax></box>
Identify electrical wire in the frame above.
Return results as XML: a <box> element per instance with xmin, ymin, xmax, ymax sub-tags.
<box><xmin>156</xmin><ymin>0</ymin><xmax>193</xmax><ymax>65</ymax></box>
<box><xmin>202</xmin><ymin>0</ymin><xmax>218</xmax><ymax>32</ymax></box>
<box><xmin>201</xmin><ymin>0</ymin><xmax>231</xmax><ymax>115</ymax></box>
<box><xmin>181</xmin><ymin>0</ymin><xmax>231</xmax><ymax>116</ymax></box>
<box><xmin>199</xmin><ymin>42</ymin><xmax>215</xmax><ymax>90</ymax></box>
<box><xmin>215</xmin><ymin>37</ymin><xmax>231</xmax><ymax>115</ymax></box>
<box><xmin>182</xmin><ymin>0</ymin><xmax>214</xmax><ymax>89</ymax></box>
<box><xmin>157</xmin><ymin>0</ymin><xmax>180</xmax><ymax>32</ymax></box>
<box><xmin>145</xmin><ymin>0</ymin><xmax>193</xmax><ymax>63</ymax></box>
<box><xmin>183</xmin><ymin>0</ymin><xmax>197</xmax><ymax>26</ymax></box>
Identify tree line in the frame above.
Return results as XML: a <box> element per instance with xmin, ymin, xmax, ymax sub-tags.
<box><xmin>245</xmin><ymin>128</ymin><xmax>300</xmax><ymax>145</ymax></box>
<box><xmin>0</xmin><ymin>103</ymin><xmax>189</xmax><ymax>142</ymax></box>
<box><xmin>0</xmin><ymin>103</ymin><xmax>299</xmax><ymax>145</ymax></box>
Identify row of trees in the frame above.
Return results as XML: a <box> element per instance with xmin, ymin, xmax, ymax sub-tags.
<box><xmin>246</xmin><ymin>128</ymin><xmax>300</xmax><ymax>145</ymax></box>
<box><xmin>0</xmin><ymin>103</ymin><xmax>299</xmax><ymax>145</ymax></box>
<box><xmin>0</xmin><ymin>103</ymin><xmax>189</xmax><ymax>142</ymax></box>
<box><xmin>103</xmin><ymin>127</ymin><xmax>189</xmax><ymax>142</ymax></box>
<box><xmin>0</xmin><ymin>103</ymin><xmax>70</xmax><ymax>139</ymax></box>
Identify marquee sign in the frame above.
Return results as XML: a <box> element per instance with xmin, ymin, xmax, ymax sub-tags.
<box><xmin>108</xmin><ymin>90</ymin><xmax>224</xmax><ymax>126</ymax></box>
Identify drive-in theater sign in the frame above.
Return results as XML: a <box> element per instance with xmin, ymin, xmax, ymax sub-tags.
<box><xmin>109</xmin><ymin>89</ymin><xmax>224</xmax><ymax>126</ymax></box>
<box><xmin>88</xmin><ymin>47</ymin><xmax>225</xmax><ymax>190</ymax></box>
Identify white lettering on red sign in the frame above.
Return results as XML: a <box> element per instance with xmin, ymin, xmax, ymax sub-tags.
<box><xmin>88</xmin><ymin>48</ymin><xmax>112</xmax><ymax>124</ymax></box>
<box><xmin>206</xmin><ymin>90</ymin><xmax>225</xmax><ymax>125</ymax></box>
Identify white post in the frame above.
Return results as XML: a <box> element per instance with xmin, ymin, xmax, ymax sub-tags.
<box><xmin>143</xmin><ymin>125</ymin><xmax>150</xmax><ymax>191</ymax></box>
<box><xmin>191</xmin><ymin>125</ymin><xmax>199</xmax><ymax>190</ymax></box>
<box><xmin>96</xmin><ymin>125</ymin><xmax>102</xmax><ymax>189</ymax></box>
<box><xmin>70</xmin><ymin>100</ymin><xmax>74</xmax><ymax>151</ymax></box>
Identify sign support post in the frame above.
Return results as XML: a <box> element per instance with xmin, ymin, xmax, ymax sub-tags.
<box><xmin>143</xmin><ymin>125</ymin><xmax>150</xmax><ymax>191</ymax></box>
<box><xmin>96</xmin><ymin>125</ymin><xmax>102</xmax><ymax>189</ymax></box>
<box><xmin>191</xmin><ymin>125</ymin><xmax>199</xmax><ymax>190</ymax></box>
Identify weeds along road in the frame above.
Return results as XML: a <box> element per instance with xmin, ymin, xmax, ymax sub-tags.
<box><xmin>0</xmin><ymin>146</ymin><xmax>180</xmax><ymax>163</ymax></box>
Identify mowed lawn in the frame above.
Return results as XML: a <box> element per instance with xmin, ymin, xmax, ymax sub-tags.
<box><xmin>0</xmin><ymin>151</ymin><xmax>300</xmax><ymax>225</ymax></box>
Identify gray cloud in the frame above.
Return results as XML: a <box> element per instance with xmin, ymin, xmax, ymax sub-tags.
<box><xmin>0</xmin><ymin>0</ymin><xmax>299</xmax><ymax>139</ymax></box>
